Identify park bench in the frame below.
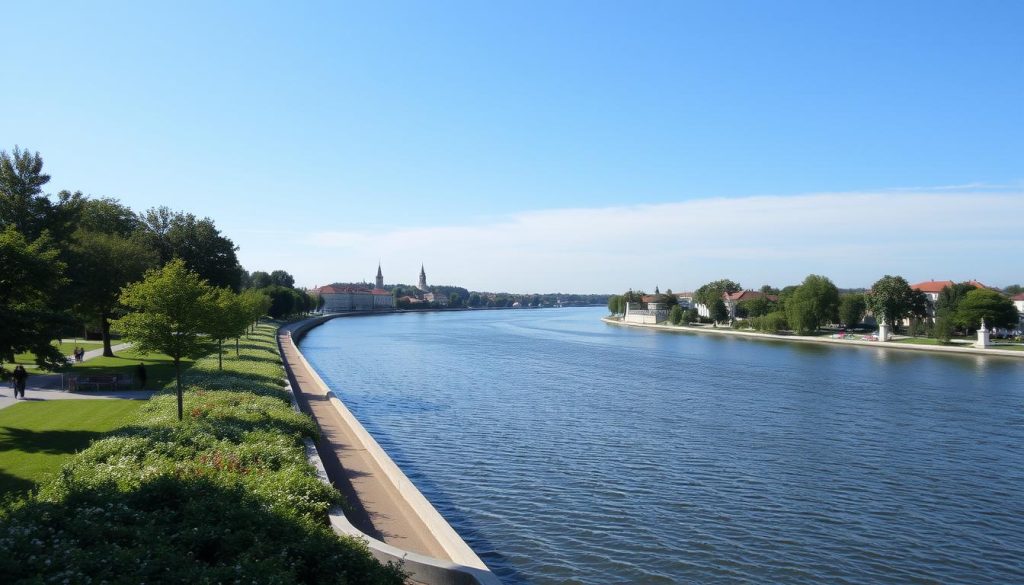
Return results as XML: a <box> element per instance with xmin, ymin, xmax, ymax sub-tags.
<box><xmin>67</xmin><ymin>374</ymin><xmax>127</xmax><ymax>391</ymax></box>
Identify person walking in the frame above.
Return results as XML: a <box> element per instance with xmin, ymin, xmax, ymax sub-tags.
<box><xmin>12</xmin><ymin>365</ymin><xmax>27</xmax><ymax>399</ymax></box>
<box><xmin>135</xmin><ymin>363</ymin><xmax>147</xmax><ymax>390</ymax></box>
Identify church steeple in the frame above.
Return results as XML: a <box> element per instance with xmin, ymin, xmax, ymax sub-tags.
<box><xmin>375</xmin><ymin>263</ymin><xmax>384</xmax><ymax>289</ymax></box>
<box><xmin>417</xmin><ymin>264</ymin><xmax>428</xmax><ymax>292</ymax></box>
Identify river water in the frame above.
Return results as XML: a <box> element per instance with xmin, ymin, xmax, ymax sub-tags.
<box><xmin>299</xmin><ymin>307</ymin><xmax>1024</xmax><ymax>584</ymax></box>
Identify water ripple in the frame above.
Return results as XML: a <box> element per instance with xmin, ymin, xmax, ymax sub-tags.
<box><xmin>301</xmin><ymin>308</ymin><xmax>1024</xmax><ymax>584</ymax></box>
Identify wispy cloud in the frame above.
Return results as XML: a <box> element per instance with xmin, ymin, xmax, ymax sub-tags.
<box><xmin>247</xmin><ymin>189</ymin><xmax>1024</xmax><ymax>292</ymax></box>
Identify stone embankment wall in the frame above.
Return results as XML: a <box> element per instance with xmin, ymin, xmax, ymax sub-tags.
<box><xmin>282</xmin><ymin>314</ymin><xmax>502</xmax><ymax>585</ymax></box>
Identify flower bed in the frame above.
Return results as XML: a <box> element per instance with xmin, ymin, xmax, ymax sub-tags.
<box><xmin>0</xmin><ymin>322</ymin><xmax>405</xmax><ymax>584</ymax></box>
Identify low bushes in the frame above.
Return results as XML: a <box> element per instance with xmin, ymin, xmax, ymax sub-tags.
<box><xmin>0</xmin><ymin>322</ymin><xmax>405</xmax><ymax>584</ymax></box>
<box><xmin>749</xmin><ymin>311</ymin><xmax>789</xmax><ymax>333</ymax></box>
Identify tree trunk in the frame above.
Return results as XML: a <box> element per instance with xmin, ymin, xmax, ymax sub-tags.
<box><xmin>218</xmin><ymin>339</ymin><xmax>223</xmax><ymax>371</ymax></box>
<box><xmin>101</xmin><ymin>315</ymin><xmax>114</xmax><ymax>357</ymax></box>
<box><xmin>235</xmin><ymin>337</ymin><xmax>239</xmax><ymax>357</ymax></box>
<box><xmin>175</xmin><ymin>358</ymin><xmax>183</xmax><ymax>421</ymax></box>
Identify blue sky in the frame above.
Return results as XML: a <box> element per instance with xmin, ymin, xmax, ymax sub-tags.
<box><xmin>3</xmin><ymin>1</ymin><xmax>1022</xmax><ymax>292</ymax></box>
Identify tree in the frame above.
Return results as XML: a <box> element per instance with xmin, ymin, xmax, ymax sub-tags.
<box><xmin>738</xmin><ymin>296</ymin><xmax>775</xmax><ymax>318</ymax></box>
<box><xmin>607</xmin><ymin>295</ymin><xmax>622</xmax><ymax>315</ymax></box>
<box><xmin>206</xmin><ymin>288</ymin><xmax>251</xmax><ymax>369</ymax></box>
<box><xmin>955</xmin><ymin>289</ymin><xmax>1019</xmax><ymax>330</ymax></box>
<box><xmin>248</xmin><ymin>271</ymin><xmax>273</xmax><ymax>289</ymax></box>
<box><xmin>114</xmin><ymin>259</ymin><xmax>218</xmax><ymax>421</ymax></box>
<box><xmin>140</xmin><ymin>207</ymin><xmax>244</xmax><ymax>290</ymax></box>
<box><xmin>468</xmin><ymin>292</ymin><xmax>482</xmax><ymax>307</ymax></box>
<box><xmin>0</xmin><ymin>227</ymin><xmax>69</xmax><ymax>373</ymax></box>
<box><xmin>1003</xmin><ymin>284</ymin><xmax>1023</xmax><ymax>296</ymax></box>
<box><xmin>69</xmin><ymin>230</ymin><xmax>159</xmax><ymax>356</ymax></box>
<box><xmin>838</xmin><ymin>293</ymin><xmax>867</xmax><ymax>328</ymax></box>
<box><xmin>783</xmin><ymin>275</ymin><xmax>840</xmax><ymax>334</ymax></box>
<box><xmin>0</xmin><ymin>148</ymin><xmax>83</xmax><ymax>242</ymax></box>
<box><xmin>934</xmin><ymin>310</ymin><xmax>955</xmax><ymax>342</ymax></box>
<box><xmin>78</xmin><ymin>197</ymin><xmax>141</xmax><ymax>237</ymax></box>
<box><xmin>669</xmin><ymin>305</ymin><xmax>683</xmax><ymax>325</ymax></box>
<box><xmin>450</xmin><ymin>292</ymin><xmax>462</xmax><ymax>307</ymax></box>
<box><xmin>238</xmin><ymin>289</ymin><xmax>271</xmax><ymax>333</ymax></box>
<box><xmin>710</xmin><ymin>299</ymin><xmax>729</xmax><ymax>325</ymax></box>
<box><xmin>683</xmin><ymin>308</ymin><xmax>699</xmax><ymax>324</ymax></box>
<box><xmin>269</xmin><ymin>270</ymin><xmax>295</xmax><ymax>288</ymax></box>
<box><xmin>935</xmin><ymin>283</ymin><xmax>977</xmax><ymax>326</ymax></box>
<box><xmin>866</xmin><ymin>275</ymin><xmax>915</xmax><ymax>329</ymax></box>
<box><xmin>695</xmin><ymin>279</ymin><xmax>741</xmax><ymax>313</ymax></box>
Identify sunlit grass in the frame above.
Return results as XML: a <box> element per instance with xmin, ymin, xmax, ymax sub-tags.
<box><xmin>0</xmin><ymin>400</ymin><xmax>146</xmax><ymax>497</ymax></box>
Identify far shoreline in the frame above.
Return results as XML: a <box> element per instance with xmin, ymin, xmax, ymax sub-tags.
<box><xmin>602</xmin><ymin>316</ymin><xmax>1024</xmax><ymax>360</ymax></box>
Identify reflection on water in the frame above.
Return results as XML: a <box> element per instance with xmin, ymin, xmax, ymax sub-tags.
<box><xmin>301</xmin><ymin>308</ymin><xmax>1024</xmax><ymax>585</ymax></box>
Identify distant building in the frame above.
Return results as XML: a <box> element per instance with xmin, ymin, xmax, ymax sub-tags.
<box><xmin>1013</xmin><ymin>293</ymin><xmax>1024</xmax><ymax>325</ymax></box>
<box><xmin>624</xmin><ymin>300</ymin><xmax>670</xmax><ymax>324</ymax></box>
<box><xmin>317</xmin><ymin>264</ymin><xmax>394</xmax><ymax>312</ymax></box>
<box><xmin>693</xmin><ymin>290</ymin><xmax>776</xmax><ymax>319</ymax></box>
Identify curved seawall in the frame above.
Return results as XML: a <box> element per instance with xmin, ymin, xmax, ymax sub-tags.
<box><xmin>280</xmin><ymin>314</ymin><xmax>501</xmax><ymax>585</ymax></box>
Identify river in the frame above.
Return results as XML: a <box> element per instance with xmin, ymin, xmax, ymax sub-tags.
<box><xmin>299</xmin><ymin>307</ymin><xmax>1024</xmax><ymax>584</ymax></box>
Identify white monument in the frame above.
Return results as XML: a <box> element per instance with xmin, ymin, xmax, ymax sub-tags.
<box><xmin>975</xmin><ymin>318</ymin><xmax>990</xmax><ymax>349</ymax></box>
<box><xmin>878</xmin><ymin>322</ymin><xmax>890</xmax><ymax>342</ymax></box>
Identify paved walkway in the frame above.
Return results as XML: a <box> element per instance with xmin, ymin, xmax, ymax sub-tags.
<box><xmin>278</xmin><ymin>327</ymin><xmax>450</xmax><ymax>560</ymax></box>
<box><xmin>1</xmin><ymin>342</ymin><xmax>153</xmax><ymax>410</ymax></box>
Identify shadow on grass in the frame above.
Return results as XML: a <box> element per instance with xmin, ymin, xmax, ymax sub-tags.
<box><xmin>0</xmin><ymin>426</ymin><xmax>103</xmax><ymax>455</ymax></box>
<box><xmin>0</xmin><ymin>476</ymin><xmax>406</xmax><ymax>584</ymax></box>
<box><xmin>0</xmin><ymin>469</ymin><xmax>36</xmax><ymax>500</ymax></box>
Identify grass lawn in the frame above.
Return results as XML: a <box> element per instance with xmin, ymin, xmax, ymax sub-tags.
<box><xmin>0</xmin><ymin>400</ymin><xmax>146</xmax><ymax>497</ymax></box>
<box><xmin>67</xmin><ymin>347</ymin><xmax>194</xmax><ymax>390</ymax></box>
<box><xmin>893</xmin><ymin>337</ymin><xmax>965</xmax><ymax>346</ymax></box>
<box><xmin>12</xmin><ymin>340</ymin><xmax>106</xmax><ymax>371</ymax></box>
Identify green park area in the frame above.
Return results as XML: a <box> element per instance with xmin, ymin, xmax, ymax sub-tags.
<box><xmin>0</xmin><ymin>400</ymin><xmax>146</xmax><ymax>497</ymax></box>
<box><xmin>66</xmin><ymin>347</ymin><xmax>193</xmax><ymax>389</ymax></box>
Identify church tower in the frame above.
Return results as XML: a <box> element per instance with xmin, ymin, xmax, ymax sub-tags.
<box><xmin>375</xmin><ymin>263</ymin><xmax>384</xmax><ymax>289</ymax></box>
<box><xmin>417</xmin><ymin>264</ymin><xmax>428</xmax><ymax>291</ymax></box>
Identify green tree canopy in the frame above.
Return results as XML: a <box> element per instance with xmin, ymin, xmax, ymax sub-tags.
<box><xmin>838</xmin><ymin>293</ymin><xmax>867</xmax><ymax>328</ymax></box>
<box><xmin>866</xmin><ymin>275</ymin><xmax>915</xmax><ymax>327</ymax></box>
<box><xmin>78</xmin><ymin>197</ymin><xmax>141</xmax><ymax>237</ymax></box>
<box><xmin>955</xmin><ymin>289</ymin><xmax>1019</xmax><ymax>330</ymax></box>
<box><xmin>114</xmin><ymin>259</ymin><xmax>218</xmax><ymax>420</ymax></box>
<box><xmin>669</xmin><ymin>305</ymin><xmax>683</xmax><ymax>325</ymax></box>
<box><xmin>710</xmin><ymin>298</ymin><xmax>729</xmax><ymax>324</ymax></box>
<box><xmin>607</xmin><ymin>294</ymin><xmax>622</xmax><ymax>315</ymax></box>
<box><xmin>69</xmin><ymin>230</ymin><xmax>159</xmax><ymax>356</ymax></box>
<box><xmin>935</xmin><ymin>282</ymin><xmax>977</xmax><ymax>316</ymax></box>
<box><xmin>206</xmin><ymin>288</ymin><xmax>252</xmax><ymax>369</ymax></box>
<box><xmin>738</xmin><ymin>296</ymin><xmax>775</xmax><ymax>318</ymax></box>
<box><xmin>695</xmin><ymin>279</ymin><xmax>741</xmax><ymax>311</ymax></box>
<box><xmin>0</xmin><ymin>147</ymin><xmax>83</xmax><ymax>241</ymax></box>
<box><xmin>0</xmin><ymin>227</ymin><xmax>69</xmax><ymax>372</ymax></box>
<box><xmin>141</xmin><ymin>207</ymin><xmax>244</xmax><ymax>290</ymax></box>
<box><xmin>784</xmin><ymin>274</ymin><xmax>840</xmax><ymax>334</ymax></box>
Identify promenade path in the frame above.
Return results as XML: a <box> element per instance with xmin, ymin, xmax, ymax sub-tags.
<box><xmin>277</xmin><ymin>327</ymin><xmax>450</xmax><ymax>560</ymax></box>
<box><xmin>1</xmin><ymin>343</ymin><xmax>151</xmax><ymax>410</ymax></box>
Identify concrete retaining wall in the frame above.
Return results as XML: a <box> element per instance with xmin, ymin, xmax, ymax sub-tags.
<box><xmin>280</xmin><ymin>315</ymin><xmax>501</xmax><ymax>585</ymax></box>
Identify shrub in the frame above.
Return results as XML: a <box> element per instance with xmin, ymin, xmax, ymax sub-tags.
<box><xmin>669</xmin><ymin>305</ymin><xmax>683</xmax><ymax>325</ymax></box>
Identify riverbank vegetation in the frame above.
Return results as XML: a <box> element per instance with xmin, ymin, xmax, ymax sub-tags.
<box><xmin>609</xmin><ymin>273</ymin><xmax>1021</xmax><ymax>343</ymax></box>
<box><xmin>0</xmin><ymin>322</ymin><xmax>406</xmax><ymax>584</ymax></box>
<box><xmin>0</xmin><ymin>146</ymin><xmax>316</xmax><ymax>378</ymax></box>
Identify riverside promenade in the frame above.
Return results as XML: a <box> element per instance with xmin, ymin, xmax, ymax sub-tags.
<box><xmin>278</xmin><ymin>317</ymin><xmax>500</xmax><ymax>585</ymax></box>
<box><xmin>604</xmin><ymin>317</ymin><xmax>1024</xmax><ymax>358</ymax></box>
